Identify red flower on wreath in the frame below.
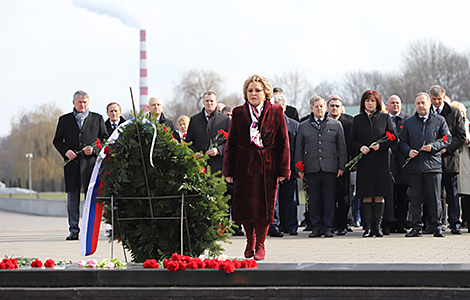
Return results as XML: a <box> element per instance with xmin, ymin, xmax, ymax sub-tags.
<box><xmin>443</xmin><ymin>135</ymin><xmax>448</xmax><ymax>143</ymax></box>
<box><xmin>295</xmin><ymin>161</ymin><xmax>304</xmax><ymax>172</ymax></box>
<box><xmin>143</xmin><ymin>259</ymin><xmax>159</xmax><ymax>269</ymax></box>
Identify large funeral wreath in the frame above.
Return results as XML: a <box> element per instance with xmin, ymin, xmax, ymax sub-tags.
<box><xmin>97</xmin><ymin>112</ymin><xmax>231</xmax><ymax>262</ymax></box>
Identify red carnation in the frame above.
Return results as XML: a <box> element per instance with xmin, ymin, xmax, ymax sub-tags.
<box><xmin>233</xmin><ymin>260</ymin><xmax>242</xmax><ymax>269</ymax></box>
<box><xmin>219</xmin><ymin>260</ymin><xmax>235</xmax><ymax>273</ymax></box>
<box><xmin>187</xmin><ymin>261</ymin><xmax>198</xmax><ymax>269</ymax></box>
<box><xmin>96</xmin><ymin>138</ymin><xmax>102</xmax><ymax>150</ymax></box>
<box><xmin>45</xmin><ymin>259</ymin><xmax>55</xmax><ymax>268</ymax></box>
<box><xmin>0</xmin><ymin>262</ymin><xmax>5</xmax><ymax>269</ymax></box>
<box><xmin>104</xmin><ymin>146</ymin><xmax>112</xmax><ymax>155</ymax></box>
<box><xmin>400</xmin><ymin>125</ymin><xmax>403</xmax><ymax>130</ymax></box>
<box><xmin>31</xmin><ymin>259</ymin><xmax>43</xmax><ymax>268</ymax></box>
<box><xmin>143</xmin><ymin>259</ymin><xmax>159</xmax><ymax>269</ymax></box>
<box><xmin>167</xmin><ymin>261</ymin><xmax>179</xmax><ymax>272</ymax></box>
<box><xmin>295</xmin><ymin>161</ymin><xmax>304</xmax><ymax>172</ymax></box>
<box><xmin>385</xmin><ymin>131</ymin><xmax>396</xmax><ymax>141</ymax></box>
<box><xmin>183</xmin><ymin>133</ymin><xmax>187</xmax><ymax>139</ymax></box>
<box><xmin>162</xmin><ymin>258</ymin><xmax>169</xmax><ymax>268</ymax></box>
<box><xmin>443</xmin><ymin>135</ymin><xmax>448</xmax><ymax>143</ymax></box>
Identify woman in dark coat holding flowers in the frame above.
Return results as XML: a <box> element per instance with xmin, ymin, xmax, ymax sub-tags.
<box><xmin>223</xmin><ymin>74</ymin><xmax>290</xmax><ymax>260</ymax></box>
<box><xmin>349</xmin><ymin>90</ymin><xmax>397</xmax><ymax>237</ymax></box>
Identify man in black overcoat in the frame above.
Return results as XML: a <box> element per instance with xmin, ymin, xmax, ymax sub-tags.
<box><xmin>185</xmin><ymin>91</ymin><xmax>230</xmax><ymax>174</ymax></box>
<box><xmin>429</xmin><ymin>85</ymin><xmax>466</xmax><ymax>234</ymax></box>
<box><xmin>328</xmin><ymin>95</ymin><xmax>354</xmax><ymax>235</ymax></box>
<box><xmin>104</xmin><ymin>102</ymin><xmax>126</xmax><ymax>135</ymax></box>
<box><xmin>385</xmin><ymin>95</ymin><xmax>410</xmax><ymax>234</ymax></box>
<box><xmin>53</xmin><ymin>91</ymin><xmax>108</xmax><ymax>240</ymax></box>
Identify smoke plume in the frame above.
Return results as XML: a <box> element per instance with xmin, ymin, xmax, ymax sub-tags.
<box><xmin>72</xmin><ymin>0</ymin><xmax>141</xmax><ymax>28</ymax></box>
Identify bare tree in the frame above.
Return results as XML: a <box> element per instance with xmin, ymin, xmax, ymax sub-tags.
<box><xmin>168</xmin><ymin>69</ymin><xmax>225</xmax><ymax>120</ymax></box>
<box><xmin>272</xmin><ymin>70</ymin><xmax>313</xmax><ymax>109</ymax></box>
<box><xmin>401</xmin><ymin>39</ymin><xmax>470</xmax><ymax>102</ymax></box>
<box><xmin>220</xmin><ymin>92</ymin><xmax>244</xmax><ymax>108</ymax></box>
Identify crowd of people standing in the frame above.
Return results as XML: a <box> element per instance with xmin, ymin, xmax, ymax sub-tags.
<box><xmin>54</xmin><ymin>76</ymin><xmax>469</xmax><ymax>261</ymax></box>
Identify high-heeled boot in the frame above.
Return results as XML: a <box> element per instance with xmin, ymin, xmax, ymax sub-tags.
<box><xmin>254</xmin><ymin>222</ymin><xmax>269</xmax><ymax>260</ymax></box>
<box><xmin>374</xmin><ymin>202</ymin><xmax>384</xmax><ymax>237</ymax></box>
<box><xmin>242</xmin><ymin>222</ymin><xmax>255</xmax><ymax>258</ymax></box>
<box><xmin>362</xmin><ymin>202</ymin><xmax>373</xmax><ymax>237</ymax></box>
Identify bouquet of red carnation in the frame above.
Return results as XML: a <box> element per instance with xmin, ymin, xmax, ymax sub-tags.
<box><xmin>54</xmin><ymin>138</ymin><xmax>103</xmax><ymax>171</ymax></box>
<box><xmin>346</xmin><ymin>131</ymin><xmax>396</xmax><ymax>170</ymax></box>
<box><xmin>403</xmin><ymin>135</ymin><xmax>448</xmax><ymax>168</ymax></box>
<box><xmin>295</xmin><ymin>161</ymin><xmax>304</xmax><ymax>172</ymax></box>
<box><xmin>207</xmin><ymin>129</ymin><xmax>228</xmax><ymax>151</ymax></box>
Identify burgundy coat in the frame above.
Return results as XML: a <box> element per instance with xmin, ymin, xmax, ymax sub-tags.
<box><xmin>223</xmin><ymin>101</ymin><xmax>290</xmax><ymax>223</ymax></box>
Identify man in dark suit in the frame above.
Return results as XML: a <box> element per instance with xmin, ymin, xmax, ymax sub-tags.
<box><xmin>104</xmin><ymin>102</ymin><xmax>126</xmax><ymax>135</ymax></box>
<box><xmin>429</xmin><ymin>85</ymin><xmax>466</xmax><ymax>234</ymax></box>
<box><xmin>328</xmin><ymin>95</ymin><xmax>354</xmax><ymax>235</ymax></box>
<box><xmin>272</xmin><ymin>94</ymin><xmax>299</xmax><ymax>235</ymax></box>
<box><xmin>385</xmin><ymin>95</ymin><xmax>410</xmax><ymax>234</ymax></box>
<box><xmin>53</xmin><ymin>91</ymin><xmax>108</xmax><ymax>240</ymax></box>
<box><xmin>295</xmin><ymin>96</ymin><xmax>348</xmax><ymax>237</ymax></box>
<box><xmin>148</xmin><ymin>96</ymin><xmax>180</xmax><ymax>141</ymax></box>
<box><xmin>273</xmin><ymin>87</ymin><xmax>300</xmax><ymax>122</ymax></box>
<box><xmin>186</xmin><ymin>91</ymin><xmax>230</xmax><ymax>174</ymax></box>
<box><xmin>400</xmin><ymin>92</ymin><xmax>451</xmax><ymax>238</ymax></box>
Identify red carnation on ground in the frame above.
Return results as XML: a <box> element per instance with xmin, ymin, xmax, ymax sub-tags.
<box><xmin>219</xmin><ymin>260</ymin><xmax>235</xmax><ymax>274</ymax></box>
<box><xmin>31</xmin><ymin>259</ymin><xmax>43</xmax><ymax>268</ymax></box>
<box><xmin>44</xmin><ymin>259</ymin><xmax>55</xmax><ymax>268</ymax></box>
<box><xmin>143</xmin><ymin>259</ymin><xmax>159</xmax><ymax>269</ymax></box>
<box><xmin>167</xmin><ymin>261</ymin><xmax>180</xmax><ymax>272</ymax></box>
<box><xmin>233</xmin><ymin>260</ymin><xmax>242</xmax><ymax>269</ymax></box>
<box><xmin>443</xmin><ymin>135</ymin><xmax>448</xmax><ymax>143</ymax></box>
<box><xmin>295</xmin><ymin>161</ymin><xmax>304</xmax><ymax>172</ymax></box>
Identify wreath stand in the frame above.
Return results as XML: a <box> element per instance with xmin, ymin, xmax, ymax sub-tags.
<box><xmin>98</xmin><ymin>194</ymin><xmax>198</xmax><ymax>262</ymax></box>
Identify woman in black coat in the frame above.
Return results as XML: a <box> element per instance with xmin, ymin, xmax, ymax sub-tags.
<box><xmin>349</xmin><ymin>90</ymin><xmax>397</xmax><ymax>237</ymax></box>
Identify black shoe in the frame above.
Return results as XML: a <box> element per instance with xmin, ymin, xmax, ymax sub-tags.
<box><xmin>268</xmin><ymin>229</ymin><xmax>284</xmax><ymax>237</ymax></box>
<box><xmin>303</xmin><ymin>226</ymin><xmax>313</xmax><ymax>232</ymax></box>
<box><xmin>337</xmin><ymin>229</ymin><xmax>347</xmax><ymax>236</ymax></box>
<box><xmin>66</xmin><ymin>232</ymin><xmax>79</xmax><ymax>240</ymax></box>
<box><xmin>451</xmin><ymin>228</ymin><xmax>461</xmax><ymax>235</ymax></box>
<box><xmin>382</xmin><ymin>227</ymin><xmax>390</xmax><ymax>235</ymax></box>
<box><xmin>289</xmin><ymin>230</ymin><xmax>298</xmax><ymax>236</ymax></box>
<box><xmin>324</xmin><ymin>230</ymin><xmax>334</xmax><ymax>237</ymax></box>
<box><xmin>433</xmin><ymin>229</ymin><xmax>445</xmax><ymax>237</ymax></box>
<box><xmin>362</xmin><ymin>229</ymin><xmax>372</xmax><ymax>238</ymax></box>
<box><xmin>346</xmin><ymin>226</ymin><xmax>353</xmax><ymax>232</ymax></box>
<box><xmin>309</xmin><ymin>231</ymin><xmax>321</xmax><ymax>238</ymax></box>
<box><xmin>405</xmin><ymin>229</ymin><xmax>421</xmax><ymax>237</ymax></box>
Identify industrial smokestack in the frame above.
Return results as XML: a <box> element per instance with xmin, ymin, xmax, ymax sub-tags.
<box><xmin>139</xmin><ymin>29</ymin><xmax>148</xmax><ymax>111</ymax></box>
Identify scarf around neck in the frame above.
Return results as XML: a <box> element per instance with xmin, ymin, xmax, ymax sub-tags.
<box><xmin>248</xmin><ymin>102</ymin><xmax>264</xmax><ymax>148</ymax></box>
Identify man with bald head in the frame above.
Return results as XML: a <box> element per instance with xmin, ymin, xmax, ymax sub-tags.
<box><xmin>148</xmin><ymin>96</ymin><xmax>179</xmax><ymax>141</ymax></box>
<box><xmin>385</xmin><ymin>95</ymin><xmax>410</xmax><ymax>234</ymax></box>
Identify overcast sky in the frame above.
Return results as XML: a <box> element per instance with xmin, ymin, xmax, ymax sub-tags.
<box><xmin>1</xmin><ymin>0</ymin><xmax>470</xmax><ymax>137</ymax></box>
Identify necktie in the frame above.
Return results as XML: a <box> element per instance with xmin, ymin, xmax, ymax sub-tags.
<box><xmin>77</xmin><ymin>113</ymin><xmax>85</xmax><ymax>129</ymax></box>
<box><xmin>436</xmin><ymin>108</ymin><xmax>440</xmax><ymax>115</ymax></box>
<box><xmin>112</xmin><ymin>123</ymin><xmax>117</xmax><ymax>130</ymax></box>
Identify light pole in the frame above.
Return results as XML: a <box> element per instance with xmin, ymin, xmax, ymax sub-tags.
<box><xmin>25</xmin><ymin>153</ymin><xmax>33</xmax><ymax>198</ymax></box>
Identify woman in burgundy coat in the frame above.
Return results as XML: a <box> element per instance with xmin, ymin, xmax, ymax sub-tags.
<box><xmin>223</xmin><ymin>74</ymin><xmax>290</xmax><ymax>260</ymax></box>
<box><xmin>349</xmin><ymin>90</ymin><xmax>397</xmax><ymax>238</ymax></box>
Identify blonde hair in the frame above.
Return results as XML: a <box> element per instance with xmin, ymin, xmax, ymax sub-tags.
<box><xmin>451</xmin><ymin>101</ymin><xmax>467</xmax><ymax>119</ymax></box>
<box><xmin>309</xmin><ymin>95</ymin><xmax>324</xmax><ymax>107</ymax></box>
<box><xmin>243</xmin><ymin>74</ymin><xmax>273</xmax><ymax>102</ymax></box>
<box><xmin>177</xmin><ymin>115</ymin><xmax>190</xmax><ymax>126</ymax></box>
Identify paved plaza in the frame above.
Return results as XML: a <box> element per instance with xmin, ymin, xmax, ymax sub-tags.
<box><xmin>1</xmin><ymin>209</ymin><xmax>469</xmax><ymax>265</ymax></box>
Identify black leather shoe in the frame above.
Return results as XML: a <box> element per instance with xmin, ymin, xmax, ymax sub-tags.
<box><xmin>382</xmin><ymin>228</ymin><xmax>390</xmax><ymax>236</ymax></box>
<box><xmin>309</xmin><ymin>231</ymin><xmax>321</xmax><ymax>238</ymax></box>
<box><xmin>66</xmin><ymin>232</ymin><xmax>79</xmax><ymax>240</ymax></box>
<box><xmin>324</xmin><ymin>230</ymin><xmax>333</xmax><ymax>237</ymax></box>
<box><xmin>337</xmin><ymin>229</ymin><xmax>347</xmax><ymax>236</ymax></box>
<box><xmin>405</xmin><ymin>229</ymin><xmax>421</xmax><ymax>237</ymax></box>
<box><xmin>289</xmin><ymin>230</ymin><xmax>298</xmax><ymax>236</ymax></box>
<box><xmin>362</xmin><ymin>229</ymin><xmax>372</xmax><ymax>237</ymax></box>
<box><xmin>268</xmin><ymin>229</ymin><xmax>284</xmax><ymax>237</ymax></box>
<box><xmin>451</xmin><ymin>228</ymin><xmax>461</xmax><ymax>235</ymax></box>
<box><xmin>303</xmin><ymin>226</ymin><xmax>313</xmax><ymax>232</ymax></box>
<box><xmin>232</xmin><ymin>227</ymin><xmax>245</xmax><ymax>236</ymax></box>
<box><xmin>433</xmin><ymin>229</ymin><xmax>445</xmax><ymax>237</ymax></box>
<box><xmin>422</xmin><ymin>228</ymin><xmax>433</xmax><ymax>234</ymax></box>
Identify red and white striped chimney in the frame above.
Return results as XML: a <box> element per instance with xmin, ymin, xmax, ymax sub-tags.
<box><xmin>139</xmin><ymin>29</ymin><xmax>148</xmax><ymax>111</ymax></box>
